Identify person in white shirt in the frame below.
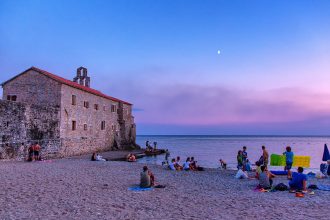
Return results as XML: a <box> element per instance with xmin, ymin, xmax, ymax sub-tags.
<box><xmin>169</xmin><ymin>158</ymin><xmax>176</xmax><ymax>170</ymax></box>
<box><xmin>96</xmin><ymin>154</ymin><xmax>106</xmax><ymax>161</ymax></box>
<box><xmin>183</xmin><ymin>157</ymin><xmax>191</xmax><ymax>171</ymax></box>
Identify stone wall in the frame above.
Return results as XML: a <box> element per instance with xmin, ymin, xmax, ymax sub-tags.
<box><xmin>60</xmin><ymin>84</ymin><xmax>119</xmax><ymax>151</ymax></box>
<box><xmin>0</xmin><ymin>100</ymin><xmax>61</xmax><ymax>159</ymax></box>
<box><xmin>2</xmin><ymin>69</ymin><xmax>62</xmax><ymax>107</ymax></box>
<box><xmin>60</xmin><ymin>84</ymin><xmax>138</xmax><ymax>152</ymax></box>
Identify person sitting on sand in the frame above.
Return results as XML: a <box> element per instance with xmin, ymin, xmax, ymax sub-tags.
<box><xmin>245</xmin><ymin>159</ymin><xmax>252</xmax><ymax>171</ymax></box>
<box><xmin>169</xmin><ymin>158</ymin><xmax>176</xmax><ymax>170</ymax></box>
<box><xmin>189</xmin><ymin>157</ymin><xmax>196</xmax><ymax>171</ymax></box>
<box><xmin>176</xmin><ymin>156</ymin><xmax>181</xmax><ymax>166</ymax></box>
<box><xmin>258</xmin><ymin>165</ymin><xmax>275</xmax><ymax>189</ymax></box>
<box><xmin>237</xmin><ymin>150</ymin><xmax>243</xmax><ymax>170</ymax></box>
<box><xmin>175</xmin><ymin>156</ymin><xmax>183</xmax><ymax>170</ymax></box>
<box><xmin>96</xmin><ymin>154</ymin><xmax>106</xmax><ymax>161</ymax></box>
<box><xmin>140</xmin><ymin>166</ymin><xmax>155</xmax><ymax>188</ymax></box>
<box><xmin>183</xmin><ymin>157</ymin><xmax>191</xmax><ymax>171</ymax></box>
<box><xmin>127</xmin><ymin>153</ymin><xmax>136</xmax><ymax>162</ymax></box>
<box><xmin>283</xmin><ymin>146</ymin><xmax>294</xmax><ymax>178</ymax></box>
<box><xmin>219</xmin><ymin>159</ymin><xmax>227</xmax><ymax>170</ymax></box>
<box><xmin>255</xmin><ymin>161</ymin><xmax>262</xmax><ymax>179</ymax></box>
<box><xmin>288</xmin><ymin>167</ymin><xmax>307</xmax><ymax>193</ymax></box>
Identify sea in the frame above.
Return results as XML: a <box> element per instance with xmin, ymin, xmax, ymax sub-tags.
<box><xmin>136</xmin><ymin>135</ymin><xmax>330</xmax><ymax>171</ymax></box>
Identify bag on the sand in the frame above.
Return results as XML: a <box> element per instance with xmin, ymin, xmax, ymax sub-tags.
<box><xmin>308</xmin><ymin>184</ymin><xmax>318</xmax><ymax>189</ymax></box>
<box><xmin>320</xmin><ymin>164</ymin><xmax>328</xmax><ymax>175</ymax></box>
<box><xmin>197</xmin><ymin>167</ymin><xmax>204</xmax><ymax>171</ymax></box>
<box><xmin>275</xmin><ymin>183</ymin><xmax>288</xmax><ymax>191</ymax></box>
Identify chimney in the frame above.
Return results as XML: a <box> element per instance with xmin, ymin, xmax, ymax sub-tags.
<box><xmin>73</xmin><ymin>67</ymin><xmax>90</xmax><ymax>87</ymax></box>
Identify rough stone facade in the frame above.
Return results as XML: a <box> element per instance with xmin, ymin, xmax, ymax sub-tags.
<box><xmin>0</xmin><ymin>67</ymin><xmax>138</xmax><ymax>160</ymax></box>
<box><xmin>2</xmin><ymin>69</ymin><xmax>62</xmax><ymax>107</ymax></box>
<box><xmin>0</xmin><ymin>100</ymin><xmax>61</xmax><ymax>159</ymax></box>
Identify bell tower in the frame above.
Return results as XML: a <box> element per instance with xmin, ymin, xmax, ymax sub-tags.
<box><xmin>73</xmin><ymin>67</ymin><xmax>90</xmax><ymax>87</ymax></box>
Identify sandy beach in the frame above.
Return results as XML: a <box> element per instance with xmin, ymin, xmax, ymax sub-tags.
<box><xmin>0</xmin><ymin>155</ymin><xmax>329</xmax><ymax>220</ymax></box>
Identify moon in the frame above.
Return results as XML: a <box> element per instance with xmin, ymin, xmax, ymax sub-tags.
<box><xmin>217</xmin><ymin>50</ymin><xmax>221</xmax><ymax>55</ymax></box>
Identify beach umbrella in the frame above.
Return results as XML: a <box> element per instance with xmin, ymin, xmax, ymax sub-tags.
<box><xmin>322</xmin><ymin>144</ymin><xmax>330</xmax><ymax>161</ymax></box>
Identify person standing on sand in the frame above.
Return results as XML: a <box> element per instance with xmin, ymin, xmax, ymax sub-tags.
<box><xmin>237</xmin><ymin>150</ymin><xmax>243</xmax><ymax>170</ymax></box>
<box><xmin>34</xmin><ymin>143</ymin><xmax>41</xmax><ymax>161</ymax></box>
<box><xmin>283</xmin><ymin>146</ymin><xmax>294</xmax><ymax>178</ymax></box>
<box><xmin>262</xmin><ymin>146</ymin><xmax>269</xmax><ymax>167</ymax></box>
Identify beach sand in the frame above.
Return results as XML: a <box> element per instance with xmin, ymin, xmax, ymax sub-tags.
<box><xmin>0</xmin><ymin>155</ymin><xmax>329</xmax><ymax>220</ymax></box>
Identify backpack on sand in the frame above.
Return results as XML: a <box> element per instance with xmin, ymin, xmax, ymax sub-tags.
<box><xmin>275</xmin><ymin>183</ymin><xmax>288</xmax><ymax>191</ymax></box>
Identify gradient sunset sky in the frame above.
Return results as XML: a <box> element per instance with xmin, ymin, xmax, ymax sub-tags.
<box><xmin>1</xmin><ymin>0</ymin><xmax>330</xmax><ymax>135</ymax></box>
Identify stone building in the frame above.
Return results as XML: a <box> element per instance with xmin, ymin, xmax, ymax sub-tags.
<box><xmin>0</xmin><ymin>66</ymin><xmax>138</xmax><ymax>159</ymax></box>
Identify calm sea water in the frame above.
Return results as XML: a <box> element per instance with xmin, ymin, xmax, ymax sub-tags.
<box><xmin>136</xmin><ymin>135</ymin><xmax>330</xmax><ymax>170</ymax></box>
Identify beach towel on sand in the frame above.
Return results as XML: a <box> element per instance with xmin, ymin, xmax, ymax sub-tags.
<box><xmin>128</xmin><ymin>186</ymin><xmax>153</xmax><ymax>191</ymax></box>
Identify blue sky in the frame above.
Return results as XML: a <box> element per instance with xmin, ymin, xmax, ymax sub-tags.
<box><xmin>1</xmin><ymin>0</ymin><xmax>330</xmax><ymax>135</ymax></box>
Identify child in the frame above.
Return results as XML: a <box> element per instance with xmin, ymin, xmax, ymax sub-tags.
<box><xmin>283</xmin><ymin>146</ymin><xmax>294</xmax><ymax>178</ymax></box>
<box><xmin>219</xmin><ymin>159</ymin><xmax>227</xmax><ymax>169</ymax></box>
<box><xmin>237</xmin><ymin>150</ymin><xmax>243</xmax><ymax>170</ymax></box>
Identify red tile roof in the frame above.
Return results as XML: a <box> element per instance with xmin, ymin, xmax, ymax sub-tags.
<box><xmin>2</xmin><ymin>67</ymin><xmax>132</xmax><ymax>105</ymax></box>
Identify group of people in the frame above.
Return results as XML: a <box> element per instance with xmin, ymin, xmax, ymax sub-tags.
<box><xmin>145</xmin><ymin>140</ymin><xmax>158</xmax><ymax>152</ymax></box>
<box><xmin>27</xmin><ymin>143</ymin><xmax>41</xmax><ymax>161</ymax></box>
<box><xmin>236</xmin><ymin>146</ymin><xmax>253</xmax><ymax>171</ymax></box>
<box><xmin>252</xmin><ymin>146</ymin><xmax>308</xmax><ymax>192</ymax></box>
<box><xmin>167</xmin><ymin>156</ymin><xmax>202</xmax><ymax>171</ymax></box>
